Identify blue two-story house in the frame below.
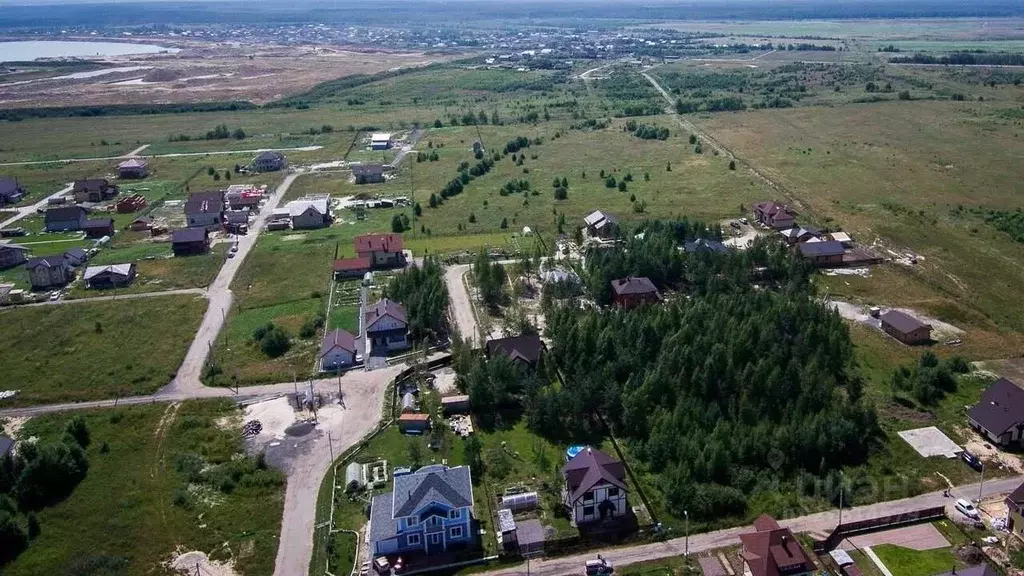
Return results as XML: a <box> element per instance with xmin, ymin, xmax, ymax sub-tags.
<box><xmin>369</xmin><ymin>464</ymin><xmax>475</xmax><ymax>557</ymax></box>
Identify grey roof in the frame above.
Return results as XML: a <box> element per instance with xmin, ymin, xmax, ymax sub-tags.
<box><xmin>584</xmin><ymin>210</ymin><xmax>618</xmax><ymax>228</ymax></box>
<box><xmin>880</xmin><ymin>310</ymin><xmax>929</xmax><ymax>334</ymax></box>
<box><xmin>320</xmin><ymin>328</ymin><xmax>357</xmax><ymax>358</ymax></box>
<box><xmin>497</xmin><ymin>508</ymin><xmax>516</xmax><ymax>533</ymax></box>
<box><xmin>286</xmin><ymin>198</ymin><xmax>329</xmax><ymax>218</ymax></box>
<box><xmin>402</xmin><ymin>392</ymin><xmax>417</xmax><ymax>411</ymax></box>
<box><xmin>370</xmin><ymin>491</ymin><xmax>400</xmax><ymax>545</ymax></box>
<box><xmin>1008</xmin><ymin>481</ymin><xmax>1024</xmax><ymax>506</ymax></box>
<box><xmin>798</xmin><ymin>241</ymin><xmax>844</xmax><ymax>257</ymax></box>
<box><xmin>254</xmin><ymin>150</ymin><xmax>284</xmax><ymax>162</ymax></box>
<box><xmin>684</xmin><ymin>238</ymin><xmax>729</xmax><ymax>254</ymax></box>
<box><xmin>25</xmin><ymin>255</ymin><xmax>67</xmax><ymax>269</ymax></box>
<box><xmin>611</xmin><ymin>276</ymin><xmax>657</xmax><ymax>296</ymax></box>
<box><xmin>73</xmin><ymin>179</ymin><xmax>111</xmax><ymax>193</ymax></box>
<box><xmin>44</xmin><ymin>206</ymin><xmax>87</xmax><ymax>222</ymax></box>
<box><xmin>0</xmin><ymin>178</ymin><xmax>23</xmax><ymax>198</ymax></box>
<box><xmin>118</xmin><ymin>158</ymin><xmax>148</xmax><ymax>169</ymax></box>
<box><xmin>969</xmin><ymin>378</ymin><xmax>1024</xmax><ymax>436</ymax></box>
<box><xmin>365</xmin><ymin>298</ymin><xmax>407</xmax><ymax>331</ymax></box>
<box><xmin>84</xmin><ymin>263</ymin><xmax>133</xmax><ymax>281</ymax></box>
<box><xmin>0</xmin><ymin>242</ymin><xmax>28</xmax><ymax>253</ymax></box>
<box><xmin>0</xmin><ymin>436</ymin><xmax>13</xmax><ymax>458</ymax></box>
<box><xmin>64</xmin><ymin>247</ymin><xmax>87</xmax><ymax>260</ymax></box>
<box><xmin>82</xmin><ymin>218</ymin><xmax>113</xmax><ymax>230</ymax></box>
<box><xmin>392</xmin><ymin>465</ymin><xmax>473</xmax><ymax>517</ymax></box>
<box><xmin>562</xmin><ymin>447</ymin><xmax>627</xmax><ymax>503</ymax></box>
<box><xmin>184</xmin><ymin>199</ymin><xmax>222</xmax><ymax>215</ymax></box>
<box><xmin>353</xmin><ymin>164</ymin><xmax>384</xmax><ymax>176</ymax></box>
<box><xmin>171</xmin><ymin>228</ymin><xmax>209</xmax><ymax>243</ymax></box>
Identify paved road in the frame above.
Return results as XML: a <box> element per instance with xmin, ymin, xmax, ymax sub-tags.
<box><xmin>0</xmin><ymin>183</ymin><xmax>73</xmax><ymax>229</ymax></box>
<box><xmin>8</xmin><ymin>287</ymin><xmax>207</xmax><ymax>309</ymax></box>
<box><xmin>0</xmin><ymin>146</ymin><xmax>324</xmax><ymax>168</ymax></box>
<box><xmin>274</xmin><ymin>364</ymin><xmax>407</xmax><ymax>576</ymax></box>
<box><xmin>163</xmin><ymin>172</ymin><xmax>299</xmax><ymax>397</ymax></box>
<box><xmin>482</xmin><ymin>476</ymin><xmax>1023</xmax><ymax>576</ymax></box>
<box><xmin>444</xmin><ymin>263</ymin><xmax>480</xmax><ymax>346</ymax></box>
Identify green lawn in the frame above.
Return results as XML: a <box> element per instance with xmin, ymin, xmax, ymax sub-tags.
<box><xmin>2</xmin><ymin>400</ymin><xmax>284</xmax><ymax>575</ymax></box>
<box><xmin>0</xmin><ymin>295</ymin><xmax>206</xmax><ymax>405</ymax></box>
<box><xmin>326</xmin><ymin>531</ymin><xmax>358</xmax><ymax>576</ymax></box>
<box><xmin>871</xmin><ymin>544</ymin><xmax>963</xmax><ymax>576</ymax></box>
<box><xmin>66</xmin><ymin>244</ymin><xmax>227</xmax><ymax>299</ymax></box>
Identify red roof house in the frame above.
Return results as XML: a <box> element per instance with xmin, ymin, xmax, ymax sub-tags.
<box><xmin>740</xmin><ymin>515</ymin><xmax>816</xmax><ymax>576</ymax></box>
<box><xmin>610</xmin><ymin>276</ymin><xmax>660</xmax><ymax>308</ymax></box>
<box><xmin>354</xmin><ymin>233</ymin><xmax>405</xmax><ymax>269</ymax></box>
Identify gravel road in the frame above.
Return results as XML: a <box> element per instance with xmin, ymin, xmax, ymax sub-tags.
<box><xmin>444</xmin><ymin>263</ymin><xmax>480</xmax><ymax>346</ymax></box>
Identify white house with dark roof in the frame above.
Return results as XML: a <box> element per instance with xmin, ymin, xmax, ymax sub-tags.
<box><xmin>251</xmin><ymin>150</ymin><xmax>286</xmax><ymax>173</ymax></box>
<box><xmin>319</xmin><ymin>328</ymin><xmax>358</xmax><ymax>371</ymax></box>
<box><xmin>365</xmin><ymin>298</ymin><xmax>409</xmax><ymax>352</ymax></box>
<box><xmin>562</xmin><ymin>447</ymin><xmax>629</xmax><ymax>526</ymax></box>
<box><xmin>369</xmin><ymin>464</ymin><xmax>475</xmax><ymax>557</ymax></box>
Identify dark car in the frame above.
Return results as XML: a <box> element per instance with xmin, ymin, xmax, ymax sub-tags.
<box><xmin>961</xmin><ymin>450</ymin><xmax>983</xmax><ymax>471</ymax></box>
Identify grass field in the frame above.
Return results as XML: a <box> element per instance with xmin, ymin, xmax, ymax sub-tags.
<box><xmin>0</xmin><ymin>295</ymin><xmax>205</xmax><ymax>405</ymax></box>
<box><xmin>2</xmin><ymin>401</ymin><xmax>284</xmax><ymax>576</ymax></box>
<box><xmin>871</xmin><ymin>544</ymin><xmax>963</xmax><ymax>576</ymax></box>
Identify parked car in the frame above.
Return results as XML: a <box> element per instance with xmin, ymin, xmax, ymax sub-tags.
<box><xmin>230</xmin><ymin>244</ymin><xmax>239</xmax><ymax>253</ymax></box>
<box><xmin>585</xmin><ymin>557</ymin><xmax>613</xmax><ymax>576</ymax></box>
<box><xmin>730</xmin><ymin>221</ymin><xmax>741</xmax><ymax>229</ymax></box>
<box><xmin>961</xmin><ymin>450</ymin><xmax>983</xmax><ymax>471</ymax></box>
<box><xmin>955</xmin><ymin>498</ymin><xmax>980</xmax><ymax>519</ymax></box>
<box><xmin>739</xmin><ymin>217</ymin><xmax>749</xmax><ymax>225</ymax></box>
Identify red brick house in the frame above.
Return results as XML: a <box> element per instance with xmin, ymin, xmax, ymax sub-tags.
<box><xmin>740</xmin><ymin>515</ymin><xmax>816</xmax><ymax>576</ymax></box>
<box><xmin>611</xmin><ymin>277</ymin><xmax>660</xmax><ymax>308</ymax></box>
<box><xmin>354</xmin><ymin>233</ymin><xmax>405</xmax><ymax>269</ymax></box>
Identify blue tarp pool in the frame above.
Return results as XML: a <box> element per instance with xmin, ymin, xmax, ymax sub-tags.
<box><xmin>566</xmin><ymin>445</ymin><xmax>586</xmax><ymax>460</ymax></box>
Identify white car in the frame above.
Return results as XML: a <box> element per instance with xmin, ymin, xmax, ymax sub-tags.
<box><xmin>955</xmin><ymin>498</ymin><xmax>980</xmax><ymax>519</ymax></box>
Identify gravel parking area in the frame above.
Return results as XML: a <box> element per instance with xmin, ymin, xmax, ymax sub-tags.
<box><xmin>840</xmin><ymin>523</ymin><xmax>950</xmax><ymax>551</ymax></box>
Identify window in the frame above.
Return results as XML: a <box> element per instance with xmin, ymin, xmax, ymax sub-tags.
<box><xmin>583</xmin><ymin>506</ymin><xmax>594</xmax><ymax>516</ymax></box>
<box><xmin>448</xmin><ymin>509</ymin><xmax>460</xmax><ymax>520</ymax></box>
<box><xmin>407</xmin><ymin>517</ymin><xmax>419</xmax><ymax>527</ymax></box>
<box><xmin>429</xmin><ymin>515</ymin><xmax>442</xmax><ymax>526</ymax></box>
<box><xmin>429</xmin><ymin>533</ymin><xmax>442</xmax><ymax>545</ymax></box>
<box><xmin>407</xmin><ymin>534</ymin><xmax>421</xmax><ymax>546</ymax></box>
<box><xmin>583</xmin><ymin>491</ymin><xmax>594</xmax><ymax>501</ymax></box>
<box><xmin>450</xmin><ymin>526</ymin><xmax>464</xmax><ymax>539</ymax></box>
<box><xmin>608</xmin><ymin>487</ymin><xmax>619</xmax><ymax>497</ymax></box>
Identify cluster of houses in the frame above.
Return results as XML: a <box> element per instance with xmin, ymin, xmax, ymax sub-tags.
<box><xmin>752</xmin><ymin>201</ymin><xmax>880</xmax><ymax>268</ymax></box>
<box><xmin>0</xmin><ymin>239</ymin><xmax>136</xmax><ymax>293</ymax></box>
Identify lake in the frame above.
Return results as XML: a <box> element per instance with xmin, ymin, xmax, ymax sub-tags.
<box><xmin>0</xmin><ymin>40</ymin><xmax>178</xmax><ymax>61</ymax></box>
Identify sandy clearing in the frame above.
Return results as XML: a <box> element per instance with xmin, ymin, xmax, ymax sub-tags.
<box><xmin>828</xmin><ymin>300</ymin><xmax>964</xmax><ymax>341</ymax></box>
<box><xmin>169</xmin><ymin>549</ymin><xmax>240</xmax><ymax>576</ymax></box>
<box><xmin>959</xmin><ymin>425</ymin><xmax>1024</xmax><ymax>474</ymax></box>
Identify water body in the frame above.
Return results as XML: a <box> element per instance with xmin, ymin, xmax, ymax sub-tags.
<box><xmin>0</xmin><ymin>40</ymin><xmax>178</xmax><ymax>61</ymax></box>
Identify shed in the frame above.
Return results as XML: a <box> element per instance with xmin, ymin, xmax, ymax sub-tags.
<box><xmin>345</xmin><ymin>462</ymin><xmax>365</xmax><ymax>492</ymax></box>
<box><xmin>0</xmin><ymin>435</ymin><xmax>14</xmax><ymax>458</ymax></box>
<box><xmin>398</xmin><ymin>413</ymin><xmax>430</xmax><ymax>434</ymax></box>
<box><xmin>501</xmin><ymin>491</ymin><xmax>539</xmax><ymax>512</ymax></box>
<box><xmin>441</xmin><ymin>395</ymin><xmax>471</xmax><ymax>415</ymax></box>
<box><xmin>880</xmin><ymin>310</ymin><xmax>932</xmax><ymax>345</ymax></box>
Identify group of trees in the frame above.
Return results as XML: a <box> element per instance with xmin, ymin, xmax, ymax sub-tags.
<box><xmin>391</xmin><ymin>213</ymin><xmax>411</xmax><ymax>233</ymax></box>
<box><xmin>1</xmin><ymin>417</ymin><xmax>91</xmax><ymax>565</ymax></box>
<box><xmin>503</xmin><ymin>136</ymin><xmax>533</xmax><ymax>155</ymax></box>
<box><xmin>499</xmin><ymin>179</ymin><xmax>531</xmax><ymax>196</ymax></box>
<box><xmin>384</xmin><ymin>259</ymin><xmax>449</xmax><ymax>342</ymax></box>
<box><xmin>890</xmin><ymin>351</ymin><xmax>969</xmax><ymax>406</ymax></box>
<box><xmin>675</xmin><ymin>96</ymin><xmax>746</xmax><ymax>114</ymax></box>
<box><xmin>472</xmin><ymin>250</ymin><xmax>507</xmax><ymax>312</ymax></box>
<box><xmin>539</xmin><ymin>249</ymin><xmax>877</xmax><ymax>520</ymax></box>
<box><xmin>252</xmin><ymin>323</ymin><xmax>290</xmax><ymax>358</ymax></box>
<box><xmin>890</xmin><ymin>52</ymin><xmax>1024</xmax><ymax>67</ymax></box>
<box><xmin>170</xmin><ymin>124</ymin><xmax>246</xmax><ymax>142</ymax></box>
<box><xmin>552</xmin><ymin>176</ymin><xmax>569</xmax><ymax>200</ymax></box>
<box><xmin>624</xmin><ymin>120</ymin><xmax>670</xmax><ymax>140</ymax></box>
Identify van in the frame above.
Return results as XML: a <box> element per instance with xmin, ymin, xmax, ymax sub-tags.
<box><xmin>585</xmin><ymin>558</ymin><xmax>613</xmax><ymax>575</ymax></box>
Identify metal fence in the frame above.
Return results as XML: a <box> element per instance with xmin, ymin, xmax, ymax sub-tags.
<box><xmin>812</xmin><ymin>506</ymin><xmax>947</xmax><ymax>553</ymax></box>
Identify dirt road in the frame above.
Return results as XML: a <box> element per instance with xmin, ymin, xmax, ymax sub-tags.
<box><xmin>481</xmin><ymin>476</ymin><xmax>1023</xmax><ymax>576</ymax></box>
<box><xmin>272</xmin><ymin>364</ymin><xmax>406</xmax><ymax>576</ymax></box>
<box><xmin>0</xmin><ymin>146</ymin><xmax>324</xmax><ymax>168</ymax></box>
<box><xmin>444</xmin><ymin>263</ymin><xmax>480</xmax><ymax>345</ymax></box>
<box><xmin>164</xmin><ymin>172</ymin><xmax>298</xmax><ymax>397</ymax></box>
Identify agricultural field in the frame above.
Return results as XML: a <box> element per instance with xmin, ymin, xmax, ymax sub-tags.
<box><xmin>1</xmin><ymin>401</ymin><xmax>285</xmax><ymax>576</ymax></box>
<box><xmin>0</xmin><ymin>295</ymin><xmax>206</xmax><ymax>405</ymax></box>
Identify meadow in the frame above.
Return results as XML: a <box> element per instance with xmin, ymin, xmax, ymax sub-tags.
<box><xmin>0</xmin><ymin>295</ymin><xmax>206</xmax><ymax>405</ymax></box>
<box><xmin>1</xmin><ymin>401</ymin><xmax>284</xmax><ymax>576</ymax></box>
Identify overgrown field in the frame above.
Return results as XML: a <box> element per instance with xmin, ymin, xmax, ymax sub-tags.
<box><xmin>0</xmin><ymin>295</ymin><xmax>206</xmax><ymax>405</ymax></box>
<box><xmin>1</xmin><ymin>401</ymin><xmax>284</xmax><ymax>575</ymax></box>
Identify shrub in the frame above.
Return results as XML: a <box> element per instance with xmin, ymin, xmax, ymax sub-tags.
<box><xmin>259</xmin><ymin>326</ymin><xmax>291</xmax><ymax>358</ymax></box>
<box><xmin>64</xmin><ymin>416</ymin><xmax>90</xmax><ymax>448</ymax></box>
<box><xmin>171</xmin><ymin>488</ymin><xmax>189</xmax><ymax>508</ymax></box>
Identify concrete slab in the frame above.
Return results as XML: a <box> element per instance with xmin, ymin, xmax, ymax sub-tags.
<box><xmin>898</xmin><ymin>426</ymin><xmax>961</xmax><ymax>458</ymax></box>
<box><xmin>840</xmin><ymin>523</ymin><xmax>950</xmax><ymax>552</ymax></box>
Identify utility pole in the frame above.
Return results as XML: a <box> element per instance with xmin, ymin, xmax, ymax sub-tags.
<box><xmin>309</xmin><ymin>380</ymin><xmax>318</xmax><ymax>424</ymax></box>
<box><xmin>978</xmin><ymin>462</ymin><xmax>985</xmax><ymax>503</ymax></box>
<box><xmin>327</xmin><ymin>430</ymin><xmax>335</xmax><ymax>462</ymax></box>
<box><xmin>838</xmin><ymin>471</ymin><xmax>844</xmax><ymax>527</ymax></box>
<box><xmin>684</xmin><ymin>509</ymin><xmax>689</xmax><ymax>559</ymax></box>
<box><xmin>293</xmin><ymin>371</ymin><xmax>298</xmax><ymax>409</ymax></box>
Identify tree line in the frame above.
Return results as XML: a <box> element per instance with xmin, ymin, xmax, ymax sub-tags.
<box><xmin>384</xmin><ymin>259</ymin><xmax>450</xmax><ymax>342</ymax></box>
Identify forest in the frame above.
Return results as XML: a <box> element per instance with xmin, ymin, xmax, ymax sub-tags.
<box><xmin>458</xmin><ymin>219</ymin><xmax>879</xmax><ymax>522</ymax></box>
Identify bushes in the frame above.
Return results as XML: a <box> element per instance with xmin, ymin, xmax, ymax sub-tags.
<box><xmin>300</xmin><ymin>312</ymin><xmax>327</xmax><ymax>339</ymax></box>
<box><xmin>15</xmin><ymin>441</ymin><xmax>89</xmax><ymax>510</ymax></box>
<box><xmin>624</xmin><ymin>120</ymin><xmax>670</xmax><ymax>140</ymax></box>
<box><xmin>889</xmin><ymin>351</ymin><xmax>963</xmax><ymax>405</ymax></box>
<box><xmin>252</xmin><ymin>323</ymin><xmax>291</xmax><ymax>358</ymax></box>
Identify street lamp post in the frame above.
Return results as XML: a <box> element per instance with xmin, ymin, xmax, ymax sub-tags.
<box><xmin>978</xmin><ymin>462</ymin><xmax>985</xmax><ymax>503</ymax></box>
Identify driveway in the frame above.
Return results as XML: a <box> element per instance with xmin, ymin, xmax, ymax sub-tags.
<box><xmin>479</xmin><ymin>476</ymin><xmax>1023</xmax><ymax>576</ymax></box>
<box><xmin>444</xmin><ymin>263</ymin><xmax>479</xmax><ymax>346</ymax></box>
<box><xmin>163</xmin><ymin>172</ymin><xmax>299</xmax><ymax>397</ymax></box>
